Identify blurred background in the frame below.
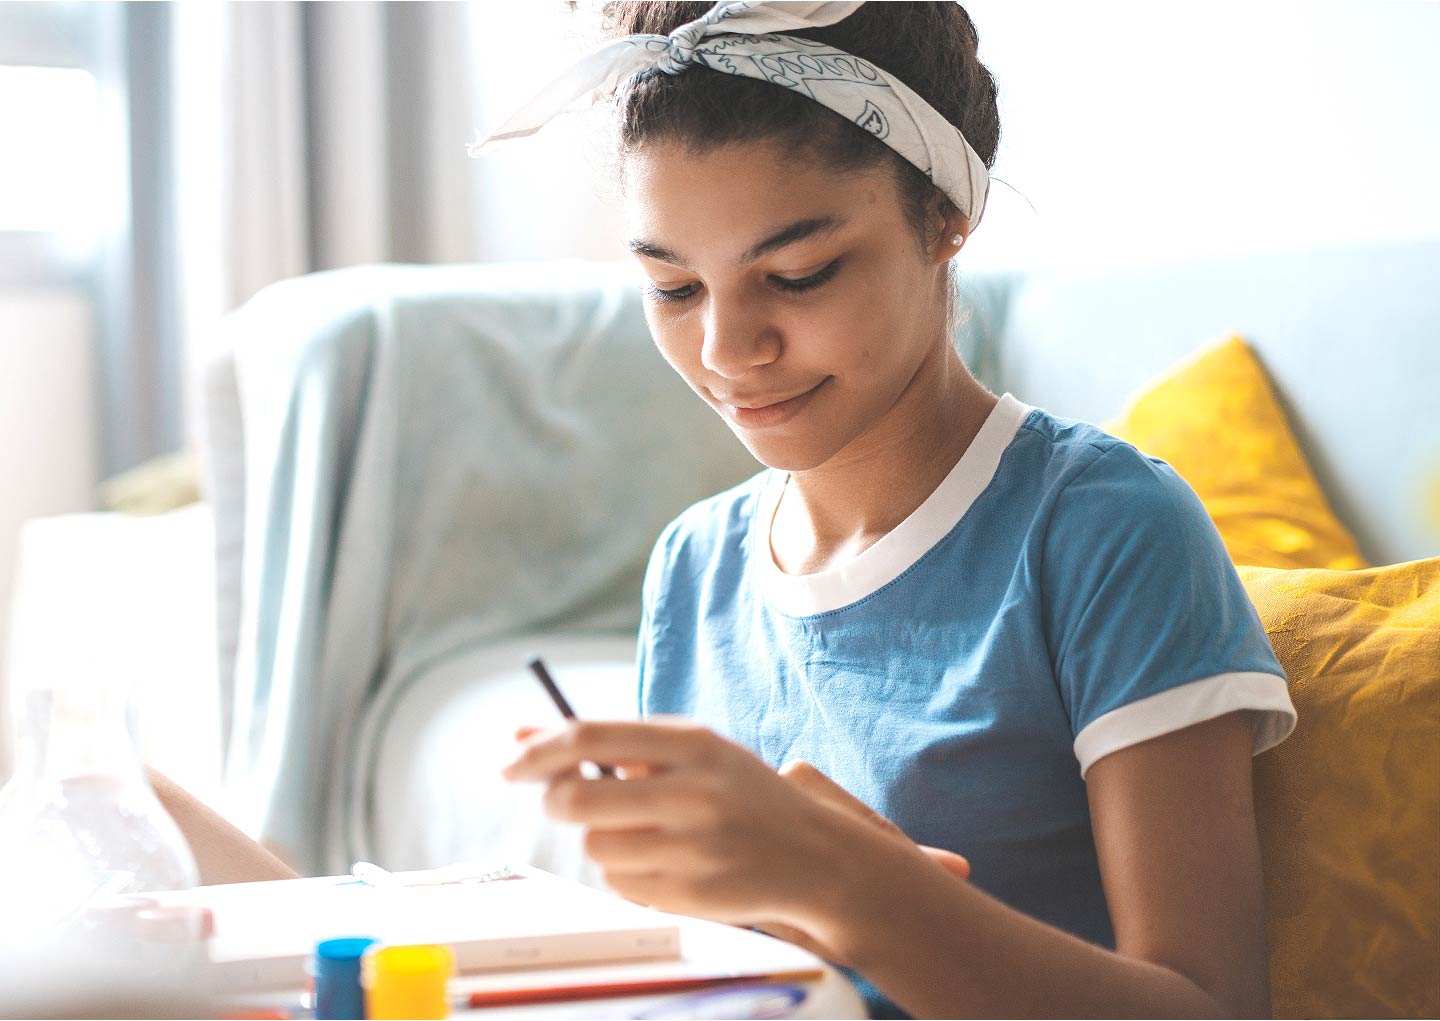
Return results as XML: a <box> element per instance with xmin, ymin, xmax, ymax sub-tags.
<box><xmin>1</xmin><ymin>0</ymin><xmax>1437</xmax><ymax>795</ymax></box>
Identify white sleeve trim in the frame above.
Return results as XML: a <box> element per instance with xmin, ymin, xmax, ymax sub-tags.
<box><xmin>1073</xmin><ymin>671</ymin><xmax>1296</xmax><ymax>781</ymax></box>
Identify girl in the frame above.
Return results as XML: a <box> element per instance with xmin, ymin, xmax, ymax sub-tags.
<box><xmin>159</xmin><ymin>2</ymin><xmax>1297</xmax><ymax>1017</ymax></box>
<box><xmin>487</xmin><ymin>2</ymin><xmax>1297</xmax><ymax>1018</ymax></box>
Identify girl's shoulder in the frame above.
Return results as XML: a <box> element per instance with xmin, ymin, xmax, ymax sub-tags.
<box><xmin>1011</xmin><ymin>403</ymin><xmax>1190</xmax><ymax>511</ymax></box>
<box><xmin>643</xmin><ymin>466</ymin><xmax>771</xmax><ymax>579</ymax></box>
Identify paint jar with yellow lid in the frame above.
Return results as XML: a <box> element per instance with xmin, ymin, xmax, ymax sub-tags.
<box><xmin>362</xmin><ymin>943</ymin><xmax>453</xmax><ymax>1019</ymax></box>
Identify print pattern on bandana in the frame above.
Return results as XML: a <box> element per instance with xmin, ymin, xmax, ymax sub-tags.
<box><xmin>468</xmin><ymin>0</ymin><xmax>990</xmax><ymax>228</ymax></box>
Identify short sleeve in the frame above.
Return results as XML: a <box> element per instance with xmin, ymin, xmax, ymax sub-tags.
<box><xmin>635</xmin><ymin>585</ymin><xmax>652</xmax><ymax>721</ymax></box>
<box><xmin>1041</xmin><ymin>444</ymin><xmax>1297</xmax><ymax>780</ymax></box>
<box><xmin>635</xmin><ymin>519</ymin><xmax>679</xmax><ymax>720</ymax></box>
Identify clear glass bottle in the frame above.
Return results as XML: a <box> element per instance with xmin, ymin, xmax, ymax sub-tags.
<box><xmin>0</xmin><ymin>682</ymin><xmax>204</xmax><ymax>1010</ymax></box>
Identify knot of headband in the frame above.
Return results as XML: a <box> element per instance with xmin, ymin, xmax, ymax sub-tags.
<box><xmin>467</xmin><ymin>0</ymin><xmax>990</xmax><ymax>231</ymax></box>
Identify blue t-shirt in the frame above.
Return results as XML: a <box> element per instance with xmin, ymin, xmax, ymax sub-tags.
<box><xmin>636</xmin><ymin>393</ymin><xmax>1296</xmax><ymax>1019</ymax></box>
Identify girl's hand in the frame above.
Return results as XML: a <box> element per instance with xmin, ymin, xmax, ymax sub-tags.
<box><xmin>749</xmin><ymin>760</ymin><xmax>970</xmax><ymax>965</ymax></box>
<box><xmin>503</xmin><ymin>719</ymin><xmax>969</xmax><ymax>963</ymax></box>
<box><xmin>503</xmin><ymin>717</ymin><xmax>860</xmax><ymax>933</ymax></box>
<box><xmin>775</xmin><ymin>760</ymin><xmax>971</xmax><ymax>881</ymax></box>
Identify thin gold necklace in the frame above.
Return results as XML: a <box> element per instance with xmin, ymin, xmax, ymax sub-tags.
<box><xmin>767</xmin><ymin>471</ymin><xmax>792</xmax><ymax>567</ymax></box>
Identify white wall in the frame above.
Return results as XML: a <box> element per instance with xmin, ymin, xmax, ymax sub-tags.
<box><xmin>466</xmin><ymin>1</ymin><xmax>1440</xmax><ymax>270</ymax></box>
<box><xmin>961</xmin><ymin>0</ymin><xmax>1440</xmax><ymax>269</ymax></box>
<box><xmin>466</xmin><ymin>1</ymin><xmax>628</xmax><ymax>264</ymax></box>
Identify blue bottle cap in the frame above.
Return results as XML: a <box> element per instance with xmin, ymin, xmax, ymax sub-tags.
<box><xmin>316</xmin><ymin>937</ymin><xmax>378</xmax><ymax>964</ymax></box>
<box><xmin>312</xmin><ymin>937</ymin><xmax>377</xmax><ymax>1020</ymax></box>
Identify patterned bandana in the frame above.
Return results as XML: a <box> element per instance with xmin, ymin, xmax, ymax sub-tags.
<box><xmin>467</xmin><ymin>0</ymin><xmax>990</xmax><ymax>231</ymax></box>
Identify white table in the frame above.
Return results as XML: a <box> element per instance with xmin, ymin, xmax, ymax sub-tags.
<box><xmin>201</xmin><ymin>867</ymin><xmax>868</xmax><ymax>1020</ymax></box>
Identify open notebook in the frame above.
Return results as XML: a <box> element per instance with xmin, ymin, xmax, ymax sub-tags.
<box><xmin>147</xmin><ymin>864</ymin><xmax>683</xmax><ymax>991</ymax></box>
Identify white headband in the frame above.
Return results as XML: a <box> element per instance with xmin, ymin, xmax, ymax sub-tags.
<box><xmin>466</xmin><ymin>0</ymin><xmax>991</xmax><ymax>232</ymax></box>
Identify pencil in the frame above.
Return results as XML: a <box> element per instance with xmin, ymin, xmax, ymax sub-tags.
<box><xmin>527</xmin><ymin>657</ymin><xmax>616</xmax><ymax>777</ymax></box>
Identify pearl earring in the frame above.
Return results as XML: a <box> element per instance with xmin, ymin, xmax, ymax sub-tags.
<box><xmin>951</xmin><ymin>233</ymin><xmax>964</xmax><ymax>246</ymax></box>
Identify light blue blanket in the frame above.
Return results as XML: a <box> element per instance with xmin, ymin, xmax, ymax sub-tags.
<box><xmin>219</xmin><ymin>260</ymin><xmax>759</xmax><ymax>875</ymax></box>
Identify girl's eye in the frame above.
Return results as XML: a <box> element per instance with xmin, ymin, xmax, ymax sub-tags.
<box><xmin>644</xmin><ymin>259</ymin><xmax>843</xmax><ymax>305</ymax></box>
<box><xmin>772</xmin><ymin>258</ymin><xmax>842</xmax><ymax>294</ymax></box>
<box><xmin>645</xmin><ymin>282</ymin><xmax>699</xmax><ymax>304</ymax></box>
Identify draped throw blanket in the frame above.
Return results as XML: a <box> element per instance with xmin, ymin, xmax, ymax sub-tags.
<box><xmin>216</xmin><ymin>261</ymin><xmax>759</xmax><ymax>875</ymax></box>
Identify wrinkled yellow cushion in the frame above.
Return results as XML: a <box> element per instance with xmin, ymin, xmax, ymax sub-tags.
<box><xmin>1242</xmin><ymin>558</ymin><xmax>1440</xmax><ymax>1018</ymax></box>
<box><xmin>1103</xmin><ymin>335</ymin><xmax>1367</xmax><ymax>571</ymax></box>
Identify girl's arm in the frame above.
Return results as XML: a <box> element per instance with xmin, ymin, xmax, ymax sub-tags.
<box><xmin>147</xmin><ymin>768</ymin><xmax>301</xmax><ymax>884</ymax></box>
<box><xmin>504</xmin><ymin>710</ymin><xmax>1270</xmax><ymax>1019</ymax></box>
<box><xmin>812</xmin><ymin>709</ymin><xmax>1269</xmax><ymax>1018</ymax></box>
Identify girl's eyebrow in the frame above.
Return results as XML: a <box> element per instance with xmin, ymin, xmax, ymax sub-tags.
<box><xmin>628</xmin><ymin>215</ymin><xmax>849</xmax><ymax>269</ymax></box>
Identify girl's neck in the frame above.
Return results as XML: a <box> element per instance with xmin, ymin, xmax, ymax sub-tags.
<box><xmin>769</xmin><ymin>345</ymin><xmax>997</xmax><ymax>577</ymax></box>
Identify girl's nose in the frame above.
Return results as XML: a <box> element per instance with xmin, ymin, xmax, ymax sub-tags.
<box><xmin>699</xmin><ymin>302</ymin><xmax>780</xmax><ymax>379</ymax></box>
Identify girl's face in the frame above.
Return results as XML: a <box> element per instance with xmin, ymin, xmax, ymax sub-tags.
<box><xmin>624</xmin><ymin>140</ymin><xmax>954</xmax><ymax>472</ymax></box>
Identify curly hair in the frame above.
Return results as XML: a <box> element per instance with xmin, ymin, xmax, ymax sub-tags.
<box><xmin>600</xmin><ymin>1</ymin><xmax>1001</xmax><ymax>261</ymax></box>
<box><xmin>596</xmin><ymin>0</ymin><xmax>1002</xmax><ymax>326</ymax></box>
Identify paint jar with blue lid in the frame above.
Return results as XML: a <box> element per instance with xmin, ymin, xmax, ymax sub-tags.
<box><xmin>310</xmin><ymin>937</ymin><xmax>377</xmax><ymax>1020</ymax></box>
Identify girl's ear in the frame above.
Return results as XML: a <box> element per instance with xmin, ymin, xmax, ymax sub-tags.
<box><xmin>925</xmin><ymin>193</ymin><xmax>967</xmax><ymax>262</ymax></box>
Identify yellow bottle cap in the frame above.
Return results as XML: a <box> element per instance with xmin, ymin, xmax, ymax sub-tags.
<box><xmin>362</xmin><ymin>944</ymin><xmax>454</xmax><ymax>1020</ymax></box>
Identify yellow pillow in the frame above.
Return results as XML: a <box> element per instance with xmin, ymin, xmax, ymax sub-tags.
<box><xmin>1242</xmin><ymin>558</ymin><xmax>1440</xmax><ymax>1018</ymax></box>
<box><xmin>1103</xmin><ymin>334</ymin><xmax>1368</xmax><ymax>571</ymax></box>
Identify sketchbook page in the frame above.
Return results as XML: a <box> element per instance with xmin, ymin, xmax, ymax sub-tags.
<box><xmin>148</xmin><ymin>865</ymin><xmax>680</xmax><ymax>969</ymax></box>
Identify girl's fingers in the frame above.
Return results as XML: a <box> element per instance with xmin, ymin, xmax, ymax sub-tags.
<box><xmin>512</xmin><ymin>725</ymin><xmax>661</xmax><ymax>779</ymax></box>
<box><xmin>541</xmin><ymin>773</ymin><xmax>709</xmax><ymax>828</ymax></box>
<box><xmin>581</xmin><ymin>826</ymin><xmax>697</xmax><ymax>875</ymax></box>
<box><xmin>920</xmin><ymin>844</ymin><xmax>972</xmax><ymax>881</ymax></box>
<box><xmin>597</xmin><ymin>870</ymin><xmax>731</xmax><ymax>924</ymax></box>
<box><xmin>597</xmin><ymin>869</ymin><xmax>666</xmax><ymax>911</ymax></box>
<box><xmin>614</xmin><ymin>761</ymin><xmax>659</xmax><ymax>780</ymax></box>
<box><xmin>502</xmin><ymin>719</ymin><xmax>716</xmax><ymax>781</ymax></box>
<box><xmin>779</xmin><ymin>760</ymin><xmax>905</xmax><ymax>838</ymax></box>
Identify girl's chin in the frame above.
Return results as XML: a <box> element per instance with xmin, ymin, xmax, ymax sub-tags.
<box><xmin>733</xmin><ymin>431</ymin><xmax>843</xmax><ymax>474</ymax></box>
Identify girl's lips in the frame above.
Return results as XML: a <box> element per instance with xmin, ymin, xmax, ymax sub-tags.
<box><xmin>721</xmin><ymin>378</ymin><xmax>829</xmax><ymax>428</ymax></box>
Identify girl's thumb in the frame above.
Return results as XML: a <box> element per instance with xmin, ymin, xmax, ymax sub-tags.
<box><xmin>920</xmin><ymin>844</ymin><xmax>972</xmax><ymax>881</ymax></box>
<box><xmin>779</xmin><ymin>760</ymin><xmax>905</xmax><ymax>838</ymax></box>
<box><xmin>781</xmin><ymin>760</ymin><xmax>971</xmax><ymax>881</ymax></box>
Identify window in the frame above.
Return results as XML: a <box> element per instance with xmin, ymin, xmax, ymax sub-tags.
<box><xmin>0</xmin><ymin>1</ymin><xmax>116</xmax><ymax>289</ymax></box>
<box><xmin>0</xmin><ymin>65</ymin><xmax>101</xmax><ymax>235</ymax></box>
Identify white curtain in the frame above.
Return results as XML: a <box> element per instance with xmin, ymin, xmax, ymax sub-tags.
<box><xmin>170</xmin><ymin>0</ymin><xmax>626</xmax><ymax>441</ymax></box>
<box><xmin>175</xmin><ymin>2</ymin><xmax>483</xmax><ymax>358</ymax></box>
